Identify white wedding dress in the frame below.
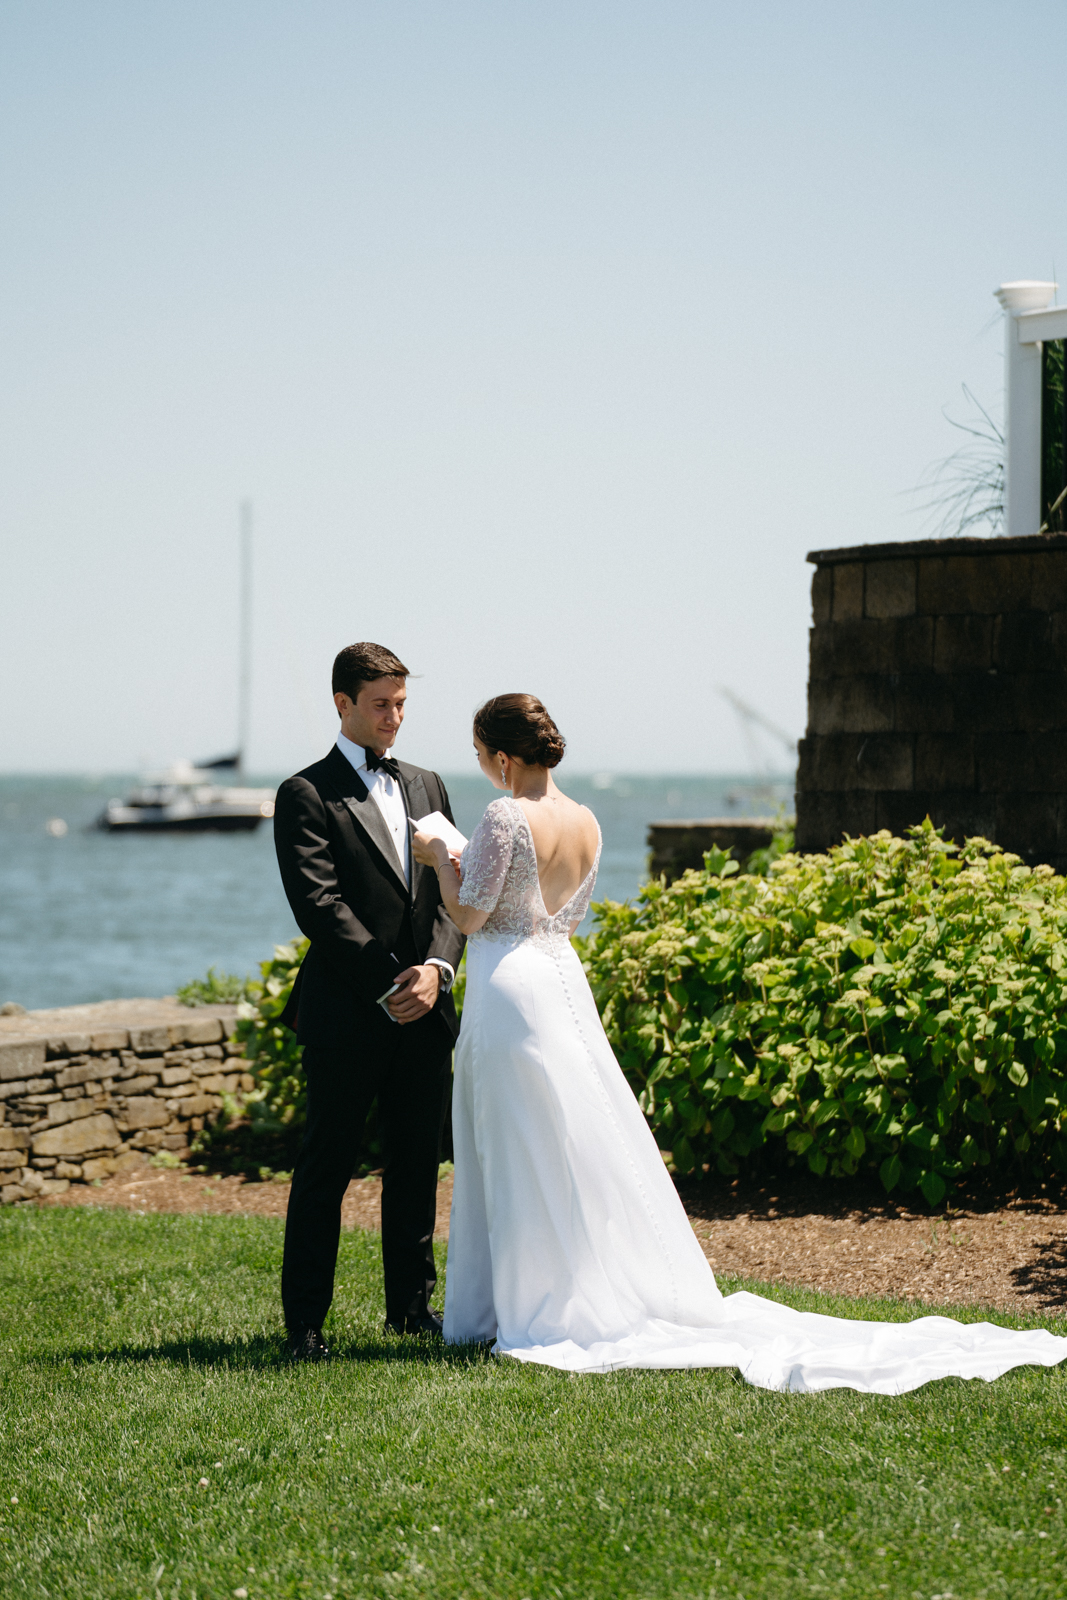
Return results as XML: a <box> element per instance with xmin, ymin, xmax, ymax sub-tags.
<box><xmin>443</xmin><ymin>796</ymin><xmax>1067</xmax><ymax>1393</ymax></box>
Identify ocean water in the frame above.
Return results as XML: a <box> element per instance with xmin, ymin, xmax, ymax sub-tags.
<box><xmin>0</xmin><ymin>771</ymin><xmax>791</xmax><ymax>1011</ymax></box>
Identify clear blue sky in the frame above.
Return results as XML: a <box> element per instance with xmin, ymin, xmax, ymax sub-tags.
<box><xmin>3</xmin><ymin>0</ymin><xmax>1065</xmax><ymax>775</ymax></box>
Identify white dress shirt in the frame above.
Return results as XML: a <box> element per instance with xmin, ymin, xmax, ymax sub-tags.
<box><xmin>337</xmin><ymin>730</ymin><xmax>410</xmax><ymax>883</ymax></box>
<box><xmin>335</xmin><ymin>731</ymin><xmax>454</xmax><ymax>991</ymax></box>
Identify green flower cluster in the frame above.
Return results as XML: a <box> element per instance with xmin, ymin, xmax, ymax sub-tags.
<box><xmin>577</xmin><ymin>822</ymin><xmax>1067</xmax><ymax>1206</ymax></box>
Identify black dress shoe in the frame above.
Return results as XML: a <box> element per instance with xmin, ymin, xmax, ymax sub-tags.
<box><xmin>384</xmin><ymin>1309</ymin><xmax>444</xmax><ymax>1338</ymax></box>
<box><xmin>287</xmin><ymin>1326</ymin><xmax>331</xmax><ymax>1362</ymax></box>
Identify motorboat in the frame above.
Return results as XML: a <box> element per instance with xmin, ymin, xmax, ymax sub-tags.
<box><xmin>97</xmin><ymin>756</ymin><xmax>275</xmax><ymax>833</ymax></box>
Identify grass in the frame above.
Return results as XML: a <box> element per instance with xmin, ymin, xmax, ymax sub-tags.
<box><xmin>1</xmin><ymin>1208</ymin><xmax>1066</xmax><ymax>1599</ymax></box>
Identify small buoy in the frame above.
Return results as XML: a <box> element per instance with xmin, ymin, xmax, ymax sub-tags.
<box><xmin>45</xmin><ymin>818</ymin><xmax>68</xmax><ymax>837</ymax></box>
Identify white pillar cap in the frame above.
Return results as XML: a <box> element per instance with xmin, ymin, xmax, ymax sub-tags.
<box><xmin>996</xmin><ymin>281</ymin><xmax>1058</xmax><ymax>314</ymax></box>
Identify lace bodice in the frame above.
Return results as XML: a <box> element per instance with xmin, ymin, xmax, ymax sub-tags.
<box><xmin>458</xmin><ymin>796</ymin><xmax>602</xmax><ymax>949</ymax></box>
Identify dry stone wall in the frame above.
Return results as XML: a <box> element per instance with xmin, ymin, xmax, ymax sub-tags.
<box><xmin>0</xmin><ymin>1000</ymin><xmax>246</xmax><ymax>1203</ymax></box>
<box><xmin>795</xmin><ymin>532</ymin><xmax>1067</xmax><ymax>867</ymax></box>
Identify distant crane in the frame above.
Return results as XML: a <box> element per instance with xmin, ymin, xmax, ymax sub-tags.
<box><xmin>718</xmin><ymin>686</ymin><xmax>797</xmax><ymax>776</ymax></box>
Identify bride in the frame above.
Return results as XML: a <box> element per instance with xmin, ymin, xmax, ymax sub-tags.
<box><xmin>413</xmin><ymin>693</ymin><xmax>1067</xmax><ymax>1394</ymax></box>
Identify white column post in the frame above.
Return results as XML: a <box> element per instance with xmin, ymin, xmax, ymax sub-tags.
<box><xmin>995</xmin><ymin>281</ymin><xmax>1057</xmax><ymax>537</ymax></box>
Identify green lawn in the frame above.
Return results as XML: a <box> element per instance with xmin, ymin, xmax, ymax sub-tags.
<box><xmin>1</xmin><ymin>1207</ymin><xmax>1065</xmax><ymax>1599</ymax></box>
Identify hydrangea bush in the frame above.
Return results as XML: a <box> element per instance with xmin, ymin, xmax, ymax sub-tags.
<box><xmin>576</xmin><ymin>823</ymin><xmax>1067</xmax><ymax>1206</ymax></box>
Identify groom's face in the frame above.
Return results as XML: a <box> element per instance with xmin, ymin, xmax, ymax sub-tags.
<box><xmin>334</xmin><ymin>676</ymin><xmax>407</xmax><ymax>753</ymax></box>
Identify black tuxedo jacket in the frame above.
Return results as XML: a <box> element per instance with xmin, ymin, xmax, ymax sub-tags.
<box><xmin>273</xmin><ymin>745</ymin><xmax>465</xmax><ymax>1049</ymax></box>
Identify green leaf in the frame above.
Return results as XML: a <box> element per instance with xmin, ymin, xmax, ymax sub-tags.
<box><xmin>672</xmin><ymin>1136</ymin><xmax>695</xmax><ymax>1174</ymax></box>
<box><xmin>919</xmin><ymin>1170</ymin><xmax>946</xmax><ymax>1207</ymax></box>
<box><xmin>849</xmin><ymin>937</ymin><xmax>877</xmax><ymax>959</ymax></box>
<box><xmin>810</xmin><ymin>1099</ymin><xmax>841</xmax><ymax>1128</ymax></box>
<box><xmin>710</xmin><ymin>1107</ymin><xmax>735</xmax><ymax>1141</ymax></box>
<box><xmin>879</xmin><ymin>1154</ymin><xmax>902</xmax><ymax>1192</ymax></box>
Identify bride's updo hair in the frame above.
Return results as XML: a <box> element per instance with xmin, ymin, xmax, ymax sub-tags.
<box><xmin>473</xmin><ymin>694</ymin><xmax>566</xmax><ymax>769</ymax></box>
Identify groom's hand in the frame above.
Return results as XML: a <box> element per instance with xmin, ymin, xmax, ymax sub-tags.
<box><xmin>387</xmin><ymin>964</ymin><xmax>441</xmax><ymax>1024</ymax></box>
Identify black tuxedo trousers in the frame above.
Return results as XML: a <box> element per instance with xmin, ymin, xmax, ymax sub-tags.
<box><xmin>282</xmin><ymin>1017</ymin><xmax>452</xmax><ymax>1331</ymax></box>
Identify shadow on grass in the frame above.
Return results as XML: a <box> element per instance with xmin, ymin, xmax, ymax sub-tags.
<box><xmin>1011</xmin><ymin>1236</ymin><xmax>1067</xmax><ymax>1313</ymax></box>
<box><xmin>51</xmin><ymin>1334</ymin><xmax>496</xmax><ymax>1371</ymax></box>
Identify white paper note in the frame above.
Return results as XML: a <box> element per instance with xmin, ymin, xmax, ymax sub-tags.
<box><xmin>410</xmin><ymin>810</ymin><xmax>468</xmax><ymax>858</ymax></box>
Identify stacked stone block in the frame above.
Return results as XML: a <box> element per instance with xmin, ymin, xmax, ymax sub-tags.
<box><xmin>0</xmin><ymin>1010</ymin><xmax>249</xmax><ymax>1204</ymax></box>
<box><xmin>795</xmin><ymin>532</ymin><xmax>1067</xmax><ymax>867</ymax></box>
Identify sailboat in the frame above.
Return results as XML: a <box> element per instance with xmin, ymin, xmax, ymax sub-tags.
<box><xmin>97</xmin><ymin>506</ymin><xmax>277</xmax><ymax>833</ymax></box>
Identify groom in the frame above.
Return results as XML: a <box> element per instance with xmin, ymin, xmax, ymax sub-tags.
<box><xmin>273</xmin><ymin>641</ymin><xmax>465</xmax><ymax>1360</ymax></box>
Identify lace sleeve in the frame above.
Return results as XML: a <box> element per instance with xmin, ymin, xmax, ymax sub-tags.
<box><xmin>458</xmin><ymin>798</ymin><xmax>516</xmax><ymax>912</ymax></box>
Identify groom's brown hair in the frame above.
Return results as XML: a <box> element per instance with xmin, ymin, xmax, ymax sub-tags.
<box><xmin>332</xmin><ymin>642</ymin><xmax>410</xmax><ymax>700</ymax></box>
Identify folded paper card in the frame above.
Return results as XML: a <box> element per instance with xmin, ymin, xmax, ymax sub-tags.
<box><xmin>410</xmin><ymin>811</ymin><xmax>469</xmax><ymax>858</ymax></box>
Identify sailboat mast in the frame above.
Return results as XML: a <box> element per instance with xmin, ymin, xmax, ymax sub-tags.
<box><xmin>237</xmin><ymin>500</ymin><xmax>252</xmax><ymax>779</ymax></box>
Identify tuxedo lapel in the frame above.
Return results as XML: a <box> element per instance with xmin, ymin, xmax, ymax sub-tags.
<box><xmin>321</xmin><ymin>746</ymin><xmax>409</xmax><ymax>896</ymax></box>
<box><xmin>401</xmin><ymin>768</ymin><xmax>430</xmax><ymax>904</ymax></box>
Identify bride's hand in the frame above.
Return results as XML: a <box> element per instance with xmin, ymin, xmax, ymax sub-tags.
<box><xmin>412</xmin><ymin>830</ymin><xmax>449</xmax><ymax>869</ymax></box>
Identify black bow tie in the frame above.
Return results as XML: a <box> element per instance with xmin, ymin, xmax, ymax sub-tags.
<box><xmin>364</xmin><ymin>748</ymin><xmax>401</xmax><ymax>781</ymax></box>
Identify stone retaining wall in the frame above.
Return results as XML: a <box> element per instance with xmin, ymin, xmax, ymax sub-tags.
<box><xmin>0</xmin><ymin>1000</ymin><xmax>243</xmax><ymax>1204</ymax></box>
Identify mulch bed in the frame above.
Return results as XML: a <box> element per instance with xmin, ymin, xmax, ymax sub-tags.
<box><xmin>44</xmin><ymin>1166</ymin><xmax>453</xmax><ymax>1237</ymax></box>
<box><xmin>43</xmin><ymin>1166</ymin><xmax>1067</xmax><ymax>1319</ymax></box>
<box><xmin>680</xmin><ymin>1177</ymin><xmax>1067</xmax><ymax>1319</ymax></box>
